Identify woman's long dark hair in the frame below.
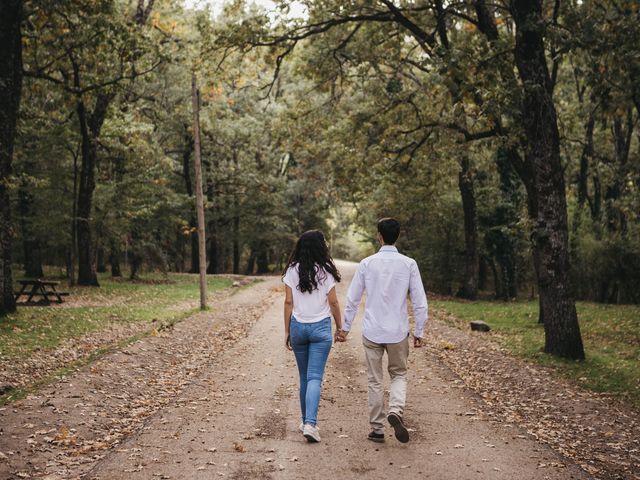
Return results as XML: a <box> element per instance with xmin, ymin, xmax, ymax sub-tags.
<box><xmin>283</xmin><ymin>230</ymin><xmax>341</xmax><ymax>293</ymax></box>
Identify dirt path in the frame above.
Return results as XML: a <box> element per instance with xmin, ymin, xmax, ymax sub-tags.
<box><xmin>0</xmin><ymin>280</ymin><xmax>277</xmax><ymax>479</ymax></box>
<box><xmin>1</xmin><ymin>261</ymin><xmax>594</xmax><ymax>479</ymax></box>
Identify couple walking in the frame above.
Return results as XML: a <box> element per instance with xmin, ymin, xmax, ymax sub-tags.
<box><xmin>282</xmin><ymin>218</ymin><xmax>428</xmax><ymax>444</ymax></box>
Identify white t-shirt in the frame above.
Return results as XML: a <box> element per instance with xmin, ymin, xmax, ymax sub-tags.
<box><xmin>283</xmin><ymin>264</ymin><xmax>336</xmax><ymax>323</ymax></box>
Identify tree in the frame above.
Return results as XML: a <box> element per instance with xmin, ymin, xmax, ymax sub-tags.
<box><xmin>227</xmin><ymin>0</ymin><xmax>585</xmax><ymax>357</ymax></box>
<box><xmin>191</xmin><ymin>73</ymin><xmax>207</xmax><ymax>308</ymax></box>
<box><xmin>24</xmin><ymin>0</ymin><xmax>159</xmax><ymax>286</ymax></box>
<box><xmin>0</xmin><ymin>0</ymin><xmax>23</xmax><ymax>316</ymax></box>
<box><xmin>479</xmin><ymin>146</ymin><xmax>526</xmax><ymax>300</ymax></box>
<box><xmin>561</xmin><ymin>1</ymin><xmax>640</xmax><ymax>304</ymax></box>
<box><xmin>508</xmin><ymin>0</ymin><xmax>583</xmax><ymax>357</ymax></box>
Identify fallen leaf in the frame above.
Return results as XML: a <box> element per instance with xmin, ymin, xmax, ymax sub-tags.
<box><xmin>440</xmin><ymin>340</ymin><xmax>456</xmax><ymax>350</ymax></box>
<box><xmin>233</xmin><ymin>442</ymin><xmax>245</xmax><ymax>453</ymax></box>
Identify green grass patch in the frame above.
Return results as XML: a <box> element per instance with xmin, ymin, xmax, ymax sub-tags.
<box><xmin>1</xmin><ymin>272</ymin><xmax>233</xmax><ymax>360</ymax></box>
<box><xmin>431</xmin><ymin>299</ymin><xmax>640</xmax><ymax>407</ymax></box>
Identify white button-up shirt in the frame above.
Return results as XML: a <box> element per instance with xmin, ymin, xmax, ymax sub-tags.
<box><xmin>343</xmin><ymin>245</ymin><xmax>428</xmax><ymax>344</ymax></box>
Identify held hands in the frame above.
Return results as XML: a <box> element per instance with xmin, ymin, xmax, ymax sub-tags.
<box><xmin>413</xmin><ymin>335</ymin><xmax>424</xmax><ymax>348</ymax></box>
<box><xmin>334</xmin><ymin>329</ymin><xmax>348</xmax><ymax>343</ymax></box>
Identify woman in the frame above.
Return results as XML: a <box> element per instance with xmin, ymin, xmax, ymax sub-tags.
<box><xmin>283</xmin><ymin>230</ymin><xmax>342</xmax><ymax>443</ymax></box>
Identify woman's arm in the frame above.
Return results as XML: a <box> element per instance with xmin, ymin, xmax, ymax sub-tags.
<box><xmin>284</xmin><ymin>286</ymin><xmax>293</xmax><ymax>350</ymax></box>
<box><xmin>327</xmin><ymin>287</ymin><xmax>343</xmax><ymax>333</ymax></box>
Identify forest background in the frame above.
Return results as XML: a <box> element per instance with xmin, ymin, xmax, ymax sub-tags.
<box><xmin>0</xmin><ymin>0</ymin><xmax>639</xmax><ymax>363</ymax></box>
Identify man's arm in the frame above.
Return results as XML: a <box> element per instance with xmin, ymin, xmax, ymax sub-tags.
<box><xmin>342</xmin><ymin>262</ymin><xmax>366</xmax><ymax>336</ymax></box>
<box><xmin>409</xmin><ymin>260</ymin><xmax>428</xmax><ymax>347</ymax></box>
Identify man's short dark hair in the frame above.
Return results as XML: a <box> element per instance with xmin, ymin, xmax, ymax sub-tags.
<box><xmin>377</xmin><ymin>218</ymin><xmax>400</xmax><ymax>245</ymax></box>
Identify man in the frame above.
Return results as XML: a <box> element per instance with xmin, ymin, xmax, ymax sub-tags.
<box><xmin>338</xmin><ymin>218</ymin><xmax>428</xmax><ymax>443</ymax></box>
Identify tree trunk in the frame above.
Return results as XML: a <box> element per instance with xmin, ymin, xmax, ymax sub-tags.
<box><xmin>74</xmin><ymin>87</ymin><xmax>114</xmax><ymax>287</ymax></box>
<box><xmin>604</xmin><ymin>109</ymin><xmax>633</xmax><ymax>233</ymax></box>
<box><xmin>175</xmin><ymin>228</ymin><xmax>186</xmax><ymax>272</ymax></box>
<box><xmin>571</xmin><ymin>99</ymin><xmax>596</xmax><ymax>282</ymax></box>
<box><xmin>497</xmin><ymin>146</ymin><xmax>522</xmax><ymax>300</ymax></box>
<box><xmin>443</xmin><ymin>226</ymin><xmax>453</xmax><ymax>295</ymax></box>
<box><xmin>256</xmin><ymin>241</ymin><xmax>269</xmax><ymax>274</ymax></box>
<box><xmin>191</xmin><ymin>73</ymin><xmax>207</xmax><ymax>309</ymax></box>
<box><xmin>206</xmin><ymin>227</ymin><xmax>218</xmax><ymax>274</ymax></box>
<box><xmin>506</xmin><ymin>257</ymin><xmax>517</xmax><ymax>299</ymax></box>
<box><xmin>222</xmin><ymin>242</ymin><xmax>230</xmax><ymax>273</ymax></box>
<box><xmin>96</xmin><ymin>245</ymin><xmax>107</xmax><ymax>273</ymax></box>
<box><xmin>109</xmin><ymin>243</ymin><xmax>122</xmax><ymax>277</ymax></box>
<box><xmin>512</xmin><ymin>0</ymin><xmax>585</xmax><ymax>359</ymax></box>
<box><xmin>457</xmin><ymin>157</ymin><xmax>479</xmax><ymax>299</ymax></box>
<box><xmin>245</xmin><ymin>250</ymin><xmax>256</xmax><ymax>275</ymax></box>
<box><xmin>488</xmin><ymin>257</ymin><xmax>501</xmax><ymax>300</ymax></box>
<box><xmin>205</xmin><ymin>174</ymin><xmax>217</xmax><ymax>274</ymax></box>
<box><xmin>498</xmin><ymin>256</ymin><xmax>517</xmax><ymax>300</ymax></box>
<box><xmin>0</xmin><ymin>0</ymin><xmax>22</xmax><ymax>315</ymax></box>
<box><xmin>233</xmin><ymin>215</ymin><xmax>240</xmax><ymax>274</ymax></box>
<box><xmin>232</xmin><ymin>149</ymin><xmax>240</xmax><ymax>275</ymax></box>
<box><xmin>181</xmin><ymin>131</ymin><xmax>200</xmax><ymax>274</ymax></box>
<box><xmin>68</xmin><ymin>147</ymin><xmax>79</xmax><ymax>285</ymax></box>
<box><xmin>18</xmin><ymin>188</ymin><xmax>44</xmax><ymax>278</ymax></box>
<box><xmin>22</xmin><ymin>236</ymin><xmax>43</xmax><ymax>278</ymax></box>
<box><xmin>578</xmin><ymin>105</ymin><xmax>595</xmax><ymax>209</ymax></box>
<box><xmin>190</xmin><ymin>217</ymin><xmax>199</xmax><ymax>273</ymax></box>
<box><xmin>75</xmin><ymin>97</ymin><xmax>102</xmax><ymax>286</ymax></box>
<box><xmin>478</xmin><ymin>255</ymin><xmax>488</xmax><ymax>291</ymax></box>
<box><xmin>129</xmin><ymin>253</ymin><xmax>142</xmax><ymax>280</ymax></box>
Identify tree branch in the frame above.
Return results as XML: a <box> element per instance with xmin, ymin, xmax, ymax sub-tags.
<box><xmin>379</xmin><ymin>0</ymin><xmax>436</xmax><ymax>53</ymax></box>
<box><xmin>251</xmin><ymin>11</ymin><xmax>397</xmax><ymax>47</ymax></box>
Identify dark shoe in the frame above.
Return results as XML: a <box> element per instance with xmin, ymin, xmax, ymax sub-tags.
<box><xmin>367</xmin><ymin>431</ymin><xmax>385</xmax><ymax>443</ymax></box>
<box><xmin>387</xmin><ymin>412</ymin><xmax>409</xmax><ymax>443</ymax></box>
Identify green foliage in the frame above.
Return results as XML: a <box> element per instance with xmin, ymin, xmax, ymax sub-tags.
<box><xmin>7</xmin><ymin>0</ymin><xmax>640</xmax><ymax>304</ymax></box>
<box><xmin>10</xmin><ymin>0</ymin><xmax>336</xmax><ymax>280</ymax></box>
<box><xmin>556</xmin><ymin>1</ymin><xmax>640</xmax><ymax>303</ymax></box>
<box><xmin>570</xmin><ymin>211</ymin><xmax>640</xmax><ymax>303</ymax></box>
<box><xmin>477</xmin><ymin>146</ymin><xmax>530</xmax><ymax>299</ymax></box>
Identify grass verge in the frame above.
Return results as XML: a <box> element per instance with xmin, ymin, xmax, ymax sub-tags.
<box><xmin>431</xmin><ymin>299</ymin><xmax>640</xmax><ymax>408</ymax></box>
<box><xmin>1</xmin><ymin>272</ymin><xmax>233</xmax><ymax>360</ymax></box>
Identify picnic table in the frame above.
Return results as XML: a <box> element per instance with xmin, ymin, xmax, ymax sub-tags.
<box><xmin>14</xmin><ymin>279</ymin><xmax>69</xmax><ymax>304</ymax></box>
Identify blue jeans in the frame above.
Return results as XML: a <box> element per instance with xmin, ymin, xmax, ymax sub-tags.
<box><xmin>290</xmin><ymin>316</ymin><xmax>332</xmax><ymax>426</ymax></box>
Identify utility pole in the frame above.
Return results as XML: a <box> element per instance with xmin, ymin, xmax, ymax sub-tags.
<box><xmin>192</xmin><ymin>72</ymin><xmax>207</xmax><ymax>309</ymax></box>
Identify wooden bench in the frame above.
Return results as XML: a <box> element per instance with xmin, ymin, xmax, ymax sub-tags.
<box><xmin>14</xmin><ymin>279</ymin><xmax>69</xmax><ymax>304</ymax></box>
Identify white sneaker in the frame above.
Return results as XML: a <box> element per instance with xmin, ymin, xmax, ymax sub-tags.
<box><xmin>298</xmin><ymin>422</ymin><xmax>304</xmax><ymax>433</ymax></box>
<box><xmin>303</xmin><ymin>423</ymin><xmax>321</xmax><ymax>443</ymax></box>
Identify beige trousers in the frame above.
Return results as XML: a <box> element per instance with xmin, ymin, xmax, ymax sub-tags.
<box><xmin>362</xmin><ymin>335</ymin><xmax>409</xmax><ymax>433</ymax></box>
